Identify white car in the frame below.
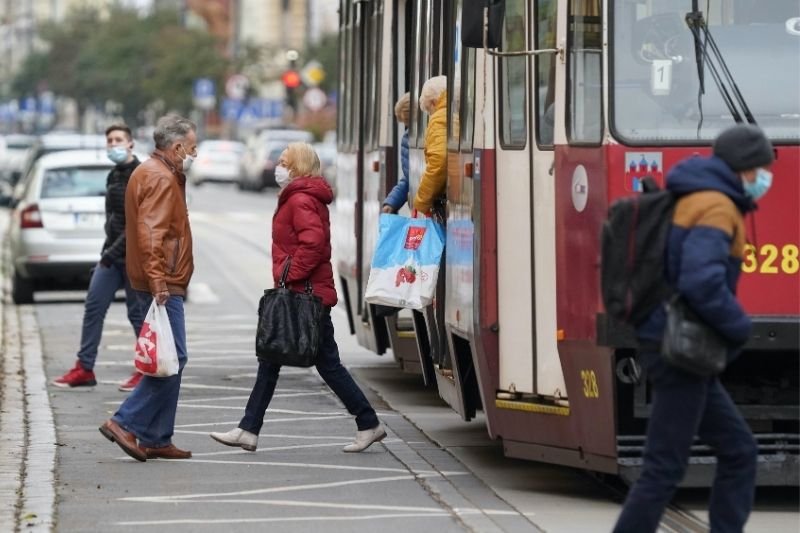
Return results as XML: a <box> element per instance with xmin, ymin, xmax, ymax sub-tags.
<box><xmin>188</xmin><ymin>139</ymin><xmax>245</xmax><ymax>186</ymax></box>
<box><xmin>9</xmin><ymin>150</ymin><xmax>118</xmax><ymax>303</ymax></box>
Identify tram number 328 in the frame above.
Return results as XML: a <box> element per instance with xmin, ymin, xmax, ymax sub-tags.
<box><xmin>743</xmin><ymin>243</ymin><xmax>799</xmax><ymax>275</ymax></box>
<box><xmin>580</xmin><ymin>370</ymin><xmax>600</xmax><ymax>399</ymax></box>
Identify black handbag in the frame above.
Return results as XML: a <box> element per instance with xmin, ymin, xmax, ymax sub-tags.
<box><xmin>661</xmin><ymin>295</ymin><xmax>728</xmax><ymax>377</ymax></box>
<box><xmin>255</xmin><ymin>258</ymin><xmax>323</xmax><ymax>367</ymax></box>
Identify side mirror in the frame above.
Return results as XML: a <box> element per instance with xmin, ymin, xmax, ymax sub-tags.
<box><xmin>462</xmin><ymin>0</ymin><xmax>504</xmax><ymax>49</ymax></box>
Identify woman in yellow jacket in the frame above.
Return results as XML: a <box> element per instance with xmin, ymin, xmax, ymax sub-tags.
<box><xmin>414</xmin><ymin>75</ymin><xmax>448</xmax><ymax>216</ymax></box>
<box><xmin>412</xmin><ymin>75</ymin><xmax>450</xmax><ymax>370</ymax></box>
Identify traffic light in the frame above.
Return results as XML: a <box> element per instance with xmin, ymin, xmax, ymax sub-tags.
<box><xmin>282</xmin><ymin>70</ymin><xmax>301</xmax><ymax>111</ymax></box>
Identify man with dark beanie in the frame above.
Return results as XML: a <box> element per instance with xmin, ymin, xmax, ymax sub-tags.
<box><xmin>614</xmin><ymin>124</ymin><xmax>774</xmax><ymax>533</ymax></box>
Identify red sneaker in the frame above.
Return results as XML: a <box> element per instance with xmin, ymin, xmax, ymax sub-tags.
<box><xmin>118</xmin><ymin>372</ymin><xmax>143</xmax><ymax>392</ymax></box>
<box><xmin>52</xmin><ymin>361</ymin><xmax>96</xmax><ymax>388</ymax></box>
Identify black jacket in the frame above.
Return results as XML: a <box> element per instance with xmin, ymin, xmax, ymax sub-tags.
<box><xmin>102</xmin><ymin>157</ymin><xmax>140</xmax><ymax>265</ymax></box>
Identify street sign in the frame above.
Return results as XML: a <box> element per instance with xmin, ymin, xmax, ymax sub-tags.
<box><xmin>302</xmin><ymin>88</ymin><xmax>327</xmax><ymax>112</ymax></box>
<box><xmin>225</xmin><ymin>74</ymin><xmax>249</xmax><ymax>101</ymax></box>
<box><xmin>300</xmin><ymin>60</ymin><xmax>325</xmax><ymax>87</ymax></box>
<box><xmin>193</xmin><ymin>78</ymin><xmax>216</xmax><ymax>110</ymax></box>
<box><xmin>221</xmin><ymin>98</ymin><xmax>284</xmax><ymax>122</ymax></box>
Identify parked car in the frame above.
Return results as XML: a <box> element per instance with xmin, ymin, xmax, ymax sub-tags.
<box><xmin>260</xmin><ymin>144</ymin><xmax>288</xmax><ymax>188</ymax></box>
<box><xmin>239</xmin><ymin>128</ymin><xmax>314</xmax><ymax>191</ymax></box>
<box><xmin>188</xmin><ymin>140</ymin><xmax>245</xmax><ymax>186</ymax></box>
<box><xmin>0</xmin><ymin>134</ymin><xmax>37</xmax><ymax>204</ymax></box>
<box><xmin>12</xmin><ymin>133</ymin><xmax>106</xmax><ymax>204</ymax></box>
<box><xmin>9</xmin><ymin>150</ymin><xmax>114</xmax><ymax>304</ymax></box>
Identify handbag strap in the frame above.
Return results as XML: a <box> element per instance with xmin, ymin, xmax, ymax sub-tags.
<box><xmin>279</xmin><ymin>257</ymin><xmax>314</xmax><ymax>294</ymax></box>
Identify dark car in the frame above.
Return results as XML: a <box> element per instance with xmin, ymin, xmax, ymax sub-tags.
<box><xmin>261</xmin><ymin>145</ymin><xmax>287</xmax><ymax>188</ymax></box>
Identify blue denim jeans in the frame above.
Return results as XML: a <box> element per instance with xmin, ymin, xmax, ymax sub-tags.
<box><xmin>613</xmin><ymin>350</ymin><xmax>757</xmax><ymax>533</ymax></box>
<box><xmin>239</xmin><ymin>312</ymin><xmax>379</xmax><ymax>434</ymax></box>
<box><xmin>112</xmin><ymin>291</ymin><xmax>187</xmax><ymax>448</ymax></box>
<box><xmin>77</xmin><ymin>262</ymin><xmax>145</xmax><ymax>371</ymax></box>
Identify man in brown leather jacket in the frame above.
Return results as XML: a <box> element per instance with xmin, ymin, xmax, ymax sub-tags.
<box><xmin>99</xmin><ymin>114</ymin><xmax>197</xmax><ymax>462</ymax></box>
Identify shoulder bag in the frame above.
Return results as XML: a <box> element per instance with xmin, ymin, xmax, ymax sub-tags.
<box><xmin>661</xmin><ymin>295</ymin><xmax>728</xmax><ymax>377</ymax></box>
<box><xmin>255</xmin><ymin>258</ymin><xmax>323</xmax><ymax>367</ymax></box>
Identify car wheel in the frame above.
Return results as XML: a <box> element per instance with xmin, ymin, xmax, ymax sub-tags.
<box><xmin>12</xmin><ymin>272</ymin><xmax>34</xmax><ymax>304</ymax></box>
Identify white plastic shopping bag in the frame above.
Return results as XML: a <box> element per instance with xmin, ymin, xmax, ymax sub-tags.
<box><xmin>134</xmin><ymin>301</ymin><xmax>179</xmax><ymax>377</ymax></box>
<box><xmin>365</xmin><ymin>213</ymin><xmax>445</xmax><ymax>310</ymax></box>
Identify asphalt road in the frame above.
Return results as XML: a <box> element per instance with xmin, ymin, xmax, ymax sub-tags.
<box><xmin>2</xmin><ymin>183</ymin><xmax>797</xmax><ymax>532</ymax></box>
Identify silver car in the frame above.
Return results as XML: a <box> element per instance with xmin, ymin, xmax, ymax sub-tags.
<box><xmin>9</xmin><ymin>150</ymin><xmax>115</xmax><ymax>303</ymax></box>
<box><xmin>188</xmin><ymin>140</ymin><xmax>245</xmax><ymax>186</ymax></box>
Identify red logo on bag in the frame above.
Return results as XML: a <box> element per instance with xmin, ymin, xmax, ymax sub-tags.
<box><xmin>134</xmin><ymin>322</ymin><xmax>157</xmax><ymax>373</ymax></box>
<box><xmin>404</xmin><ymin>227</ymin><xmax>426</xmax><ymax>250</ymax></box>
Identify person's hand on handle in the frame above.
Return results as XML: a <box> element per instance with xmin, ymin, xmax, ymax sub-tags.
<box><xmin>381</xmin><ymin>205</ymin><xmax>394</xmax><ymax>214</ymax></box>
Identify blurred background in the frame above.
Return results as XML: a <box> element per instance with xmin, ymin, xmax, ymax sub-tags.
<box><xmin>0</xmin><ymin>0</ymin><xmax>339</xmax><ymax>198</ymax></box>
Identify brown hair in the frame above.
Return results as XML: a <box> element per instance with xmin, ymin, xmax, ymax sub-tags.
<box><xmin>105</xmin><ymin>123</ymin><xmax>132</xmax><ymax>140</ymax></box>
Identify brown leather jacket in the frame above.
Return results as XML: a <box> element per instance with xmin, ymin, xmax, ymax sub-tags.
<box><xmin>125</xmin><ymin>151</ymin><xmax>194</xmax><ymax>295</ymax></box>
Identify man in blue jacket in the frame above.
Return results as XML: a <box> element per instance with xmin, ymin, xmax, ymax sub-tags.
<box><xmin>614</xmin><ymin>124</ymin><xmax>774</xmax><ymax>533</ymax></box>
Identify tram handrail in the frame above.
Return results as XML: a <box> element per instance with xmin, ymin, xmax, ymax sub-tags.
<box><xmin>482</xmin><ymin>7</ymin><xmax>563</xmax><ymax>59</ymax></box>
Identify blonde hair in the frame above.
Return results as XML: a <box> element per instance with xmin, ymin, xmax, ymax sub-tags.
<box><xmin>419</xmin><ymin>75</ymin><xmax>447</xmax><ymax>114</ymax></box>
<box><xmin>394</xmin><ymin>92</ymin><xmax>411</xmax><ymax>126</ymax></box>
<box><xmin>286</xmin><ymin>142</ymin><xmax>321</xmax><ymax>177</ymax></box>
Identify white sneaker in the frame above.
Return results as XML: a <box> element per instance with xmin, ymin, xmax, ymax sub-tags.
<box><xmin>209</xmin><ymin>428</ymin><xmax>258</xmax><ymax>451</ymax></box>
<box><xmin>342</xmin><ymin>424</ymin><xmax>387</xmax><ymax>453</ymax></box>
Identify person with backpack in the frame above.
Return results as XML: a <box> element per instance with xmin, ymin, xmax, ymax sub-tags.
<box><xmin>613</xmin><ymin>124</ymin><xmax>774</xmax><ymax>533</ymax></box>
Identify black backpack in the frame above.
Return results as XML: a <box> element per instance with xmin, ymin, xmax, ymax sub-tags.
<box><xmin>601</xmin><ymin>177</ymin><xmax>676</xmax><ymax>326</ymax></box>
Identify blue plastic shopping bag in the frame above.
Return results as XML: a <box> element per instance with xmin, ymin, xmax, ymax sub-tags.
<box><xmin>365</xmin><ymin>214</ymin><xmax>445</xmax><ymax>310</ymax></box>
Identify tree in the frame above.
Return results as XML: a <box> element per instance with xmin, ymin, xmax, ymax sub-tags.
<box><xmin>12</xmin><ymin>5</ymin><xmax>230</xmax><ymax>127</ymax></box>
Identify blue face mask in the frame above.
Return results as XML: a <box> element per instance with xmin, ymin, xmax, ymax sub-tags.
<box><xmin>742</xmin><ymin>168</ymin><xmax>772</xmax><ymax>201</ymax></box>
<box><xmin>107</xmin><ymin>146</ymin><xmax>129</xmax><ymax>164</ymax></box>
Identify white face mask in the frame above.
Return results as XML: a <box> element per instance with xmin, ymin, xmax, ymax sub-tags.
<box><xmin>177</xmin><ymin>145</ymin><xmax>195</xmax><ymax>172</ymax></box>
<box><xmin>275</xmin><ymin>165</ymin><xmax>291</xmax><ymax>188</ymax></box>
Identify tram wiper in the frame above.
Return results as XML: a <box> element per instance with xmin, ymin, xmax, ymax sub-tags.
<box><xmin>685</xmin><ymin>0</ymin><xmax>757</xmax><ymax>136</ymax></box>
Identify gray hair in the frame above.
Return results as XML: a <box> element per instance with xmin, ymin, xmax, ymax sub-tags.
<box><xmin>419</xmin><ymin>75</ymin><xmax>447</xmax><ymax>114</ymax></box>
<box><xmin>153</xmin><ymin>114</ymin><xmax>197</xmax><ymax>150</ymax></box>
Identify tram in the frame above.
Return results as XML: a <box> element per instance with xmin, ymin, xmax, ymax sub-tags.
<box><xmin>334</xmin><ymin>0</ymin><xmax>799</xmax><ymax>485</ymax></box>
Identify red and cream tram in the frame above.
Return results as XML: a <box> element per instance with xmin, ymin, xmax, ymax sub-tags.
<box><xmin>334</xmin><ymin>0</ymin><xmax>799</xmax><ymax>485</ymax></box>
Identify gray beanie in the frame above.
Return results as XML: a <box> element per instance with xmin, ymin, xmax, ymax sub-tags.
<box><xmin>712</xmin><ymin>124</ymin><xmax>774</xmax><ymax>171</ymax></box>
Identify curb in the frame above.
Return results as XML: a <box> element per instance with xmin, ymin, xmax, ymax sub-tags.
<box><xmin>0</xmin><ymin>207</ymin><xmax>57</xmax><ymax>531</ymax></box>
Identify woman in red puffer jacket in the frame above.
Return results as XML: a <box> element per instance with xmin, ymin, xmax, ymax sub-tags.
<box><xmin>209</xmin><ymin>142</ymin><xmax>385</xmax><ymax>453</ymax></box>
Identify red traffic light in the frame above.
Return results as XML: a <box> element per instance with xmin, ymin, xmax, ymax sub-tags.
<box><xmin>282</xmin><ymin>70</ymin><xmax>301</xmax><ymax>89</ymax></box>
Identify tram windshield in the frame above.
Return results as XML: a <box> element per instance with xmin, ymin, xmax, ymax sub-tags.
<box><xmin>612</xmin><ymin>0</ymin><xmax>800</xmax><ymax>143</ymax></box>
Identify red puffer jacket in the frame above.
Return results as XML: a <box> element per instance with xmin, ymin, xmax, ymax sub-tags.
<box><xmin>271</xmin><ymin>176</ymin><xmax>337</xmax><ymax>307</ymax></box>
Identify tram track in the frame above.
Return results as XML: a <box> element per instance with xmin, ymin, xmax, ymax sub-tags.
<box><xmin>586</xmin><ymin>472</ymin><xmax>709</xmax><ymax>533</ymax></box>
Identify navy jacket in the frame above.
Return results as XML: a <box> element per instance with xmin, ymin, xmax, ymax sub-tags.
<box><xmin>383</xmin><ymin>130</ymin><xmax>409</xmax><ymax>210</ymax></box>
<box><xmin>638</xmin><ymin>156</ymin><xmax>756</xmax><ymax>349</ymax></box>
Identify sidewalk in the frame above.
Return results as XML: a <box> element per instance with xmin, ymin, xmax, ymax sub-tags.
<box><xmin>0</xmin><ymin>207</ymin><xmax>57</xmax><ymax>530</ymax></box>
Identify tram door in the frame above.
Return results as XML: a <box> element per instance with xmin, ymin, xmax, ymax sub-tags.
<box><xmin>495</xmin><ymin>0</ymin><xmax>566</xmax><ymax>400</ymax></box>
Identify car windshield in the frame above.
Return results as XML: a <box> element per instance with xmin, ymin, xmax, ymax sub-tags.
<box><xmin>41</xmin><ymin>167</ymin><xmax>109</xmax><ymax>199</ymax></box>
<box><xmin>612</xmin><ymin>0</ymin><xmax>800</xmax><ymax>143</ymax></box>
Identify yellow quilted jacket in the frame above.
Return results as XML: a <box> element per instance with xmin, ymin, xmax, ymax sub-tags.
<box><xmin>414</xmin><ymin>92</ymin><xmax>447</xmax><ymax>214</ymax></box>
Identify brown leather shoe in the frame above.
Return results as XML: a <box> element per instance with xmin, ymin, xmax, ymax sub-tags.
<box><xmin>99</xmin><ymin>419</ymin><xmax>146</xmax><ymax>462</ymax></box>
<box><xmin>138</xmin><ymin>443</ymin><xmax>192</xmax><ymax>460</ymax></box>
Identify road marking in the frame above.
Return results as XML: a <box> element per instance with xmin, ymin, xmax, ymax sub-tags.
<box><xmin>123</xmin><ymin>474</ymin><xmax>414</xmax><ymax>501</ymax></box>
<box><xmin>116</xmin><ymin>512</ymin><xmax>455</xmax><ymax>526</ymax></box>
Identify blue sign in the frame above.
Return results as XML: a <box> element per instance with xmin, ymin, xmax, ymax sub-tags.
<box><xmin>193</xmin><ymin>78</ymin><xmax>215</xmax><ymax>98</ymax></box>
<box><xmin>20</xmin><ymin>97</ymin><xmax>37</xmax><ymax>112</ymax></box>
<box><xmin>221</xmin><ymin>98</ymin><xmax>284</xmax><ymax>122</ymax></box>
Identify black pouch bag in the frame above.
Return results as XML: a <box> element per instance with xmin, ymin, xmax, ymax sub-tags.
<box><xmin>256</xmin><ymin>258</ymin><xmax>323</xmax><ymax>367</ymax></box>
<box><xmin>661</xmin><ymin>295</ymin><xmax>728</xmax><ymax>377</ymax></box>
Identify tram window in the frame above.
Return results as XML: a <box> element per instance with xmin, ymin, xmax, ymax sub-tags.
<box><xmin>460</xmin><ymin>47</ymin><xmax>476</xmax><ymax>152</ymax></box>
<box><xmin>364</xmin><ymin>3</ymin><xmax>376</xmax><ymax>150</ymax></box>
<box><xmin>499</xmin><ymin>0</ymin><xmax>527</xmax><ymax>149</ymax></box>
<box><xmin>408</xmin><ymin>1</ymin><xmax>426</xmax><ymax>149</ymax></box>
<box><xmin>535</xmin><ymin>0</ymin><xmax>558</xmax><ymax>148</ymax></box>
<box><xmin>375</xmin><ymin>4</ymin><xmax>386</xmax><ymax>149</ymax></box>
<box><xmin>567</xmin><ymin>0</ymin><xmax>603</xmax><ymax>145</ymax></box>
<box><xmin>337</xmin><ymin>3</ymin><xmax>349</xmax><ymax>149</ymax></box>
<box><xmin>447</xmin><ymin>1</ymin><xmax>463</xmax><ymax>151</ymax></box>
